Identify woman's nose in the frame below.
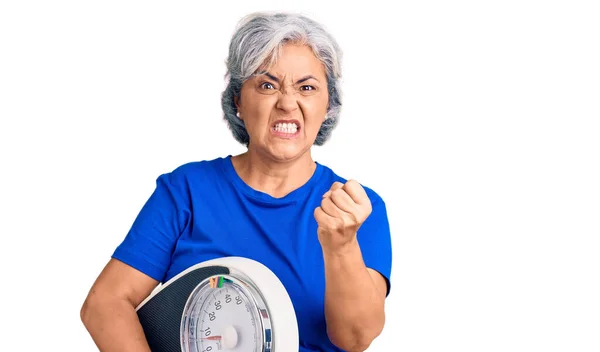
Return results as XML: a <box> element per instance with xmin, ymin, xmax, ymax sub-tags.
<box><xmin>275</xmin><ymin>88</ymin><xmax>300</xmax><ymax>112</ymax></box>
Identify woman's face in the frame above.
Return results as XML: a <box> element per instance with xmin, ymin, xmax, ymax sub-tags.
<box><xmin>236</xmin><ymin>43</ymin><xmax>329</xmax><ymax>163</ymax></box>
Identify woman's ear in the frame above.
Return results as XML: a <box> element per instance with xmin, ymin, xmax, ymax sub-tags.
<box><xmin>234</xmin><ymin>96</ymin><xmax>241</xmax><ymax>119</ymax></box>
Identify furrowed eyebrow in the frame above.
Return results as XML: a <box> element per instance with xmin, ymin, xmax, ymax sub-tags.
<box><xmin>296</xmin><ymin>75</ymin><xmax>319</xmax><ymax>84</ymax></box>
<box><xmin>263</xmin><ymin>72</ymin><xmax>280</xmax><ymax>83</ymax></box>
<box><xmin>256</xmin><ymin>71</ymin><xmax>319</xmax><ymax>84</ymax></box>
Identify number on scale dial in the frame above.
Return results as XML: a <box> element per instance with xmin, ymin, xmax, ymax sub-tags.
<box><xmin>181</xmin><ymin>275</ymin><xmax>271</xmax><ymax>352</ymax></box>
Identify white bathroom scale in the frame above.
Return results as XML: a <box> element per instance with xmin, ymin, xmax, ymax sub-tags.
<box><xmin>135</xmin><ymin>256</ymin><xmax>299</xmax><ymax>351</ymax></box>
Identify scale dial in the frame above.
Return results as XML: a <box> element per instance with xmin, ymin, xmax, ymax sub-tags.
<box><xmin>181</xmin><ymin>274</ymin><xmax>272</xmax><ymax>352</ymax></box>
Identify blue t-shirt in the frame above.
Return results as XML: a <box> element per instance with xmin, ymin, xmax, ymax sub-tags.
<box><xmin>112</xmin><ymin>156</ymin><xmax>392</xmax><ymax>352</ymax></box>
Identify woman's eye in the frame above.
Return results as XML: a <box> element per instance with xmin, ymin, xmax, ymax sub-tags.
<box><xmin>260</xmin><ymin>82</ymin><xmax>275</xmax><ymax>90</ymax></box>
<box><xmin>300</xmin><ymin>85</ymin><xmax>315</xmax><ymax>91</ymax></box>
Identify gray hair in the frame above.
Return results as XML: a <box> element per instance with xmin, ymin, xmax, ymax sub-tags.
<box><xmin>220</xmin><ymin>12</ymin><xmax>343</xmax><ymax>146</ymax></box>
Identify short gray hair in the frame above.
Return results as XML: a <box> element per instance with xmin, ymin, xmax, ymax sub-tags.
<box><xmin>220</xmin><ymin>12</ymin><xmax>343</xmax><ymax>146</ymax></box>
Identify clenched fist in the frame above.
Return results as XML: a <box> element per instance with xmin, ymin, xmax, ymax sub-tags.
<box><xmin>314</xmin><ymin>180</ymin><xmax>373</xmax><ymax>253</ymax></box>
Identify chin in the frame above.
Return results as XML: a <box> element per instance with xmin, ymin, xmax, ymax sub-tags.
<box><xmin>267</xmin><ymin>144</ymin><xmax>309</xmax><ymax>162</ymax></box>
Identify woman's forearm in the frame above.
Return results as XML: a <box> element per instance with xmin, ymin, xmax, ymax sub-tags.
<box><xmin>322</xmin><ymin>239</ymin><xmax>385</xmax><ymax>351</ymax></box>
<box><xmin>81</xmin><ymin>296</ymin><xmax>151</xmax><ymax>352</ymax></box>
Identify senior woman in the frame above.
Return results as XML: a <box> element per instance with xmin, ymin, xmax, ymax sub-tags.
<box><xmin>81</xmin><ymin>12</ymin><xmax>392</xmax><ymax>352</ymax></box>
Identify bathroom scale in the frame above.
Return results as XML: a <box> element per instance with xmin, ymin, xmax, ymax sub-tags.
<box><xmin>135</xmin><ymin>256</ymin><xmax>299</xmax><ymax>351</ymax></box>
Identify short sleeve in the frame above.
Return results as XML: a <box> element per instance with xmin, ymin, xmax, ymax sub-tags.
<box><xmin>357</xmin><ymin>190</ymin><xmax>393</xmax><ymax>297</ymax></box>
<box><xmin>112</xmin><ymin>172</ymin><xmax>190</xmax><ymax>282</ymax></box>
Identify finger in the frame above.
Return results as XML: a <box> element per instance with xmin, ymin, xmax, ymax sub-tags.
<box><xmin>329</xmin><ymin>187</ymin><xmax>357</xmax><ymax>214</ymax></box>
<box><xmin>331</xmin><ymin>181</ymin><xmax>344</xmax><ymax>190</ymax></box>
<box><xmin>342</xmin><ymin>179</ymin><xmax>369</xmax><ymax>205</ymax></box>
<box><xmin>314</xmin><ymin>206</ymin><xmax>324</xmax><ymax>222</ymax></box>
<box><xmin>323</xmin><ymin>181</ymin><xmax>344</xmax><ymax>198</ymax></box>
<box><xmin>320</xmin><ymin>195</ymin><xmax>347</xmax><ymax>218</ymax></box>
<box><xmin>314</xmin><ymin>205</ymin><xmax>335</xmax><ymax>224</ymax></box>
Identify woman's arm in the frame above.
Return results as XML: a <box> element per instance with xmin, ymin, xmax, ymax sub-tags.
<box><xmin>315</xmin><ymin>180</ymin><xmax>391</xmax><ymax>351</ymax></box>
<box><xmin>322</xmin><ymin>241</ymin><xmax>387</xmax><ymax>351</ymax></box>
<box><xmin>80</xmin><ymin>259</ymin><xmax>159</xmax><ymax>352</ymax></box>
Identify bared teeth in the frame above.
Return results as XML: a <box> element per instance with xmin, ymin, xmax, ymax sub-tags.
<box><xmin>274</xmin><ymin>122</ymin><xmax>298</xmax><ymax>134</ymax></box>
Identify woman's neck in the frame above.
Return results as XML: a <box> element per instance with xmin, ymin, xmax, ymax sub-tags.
<box><xmin>231</xmin><ymin>149</ymin><xmax>316</xmax><ymax>198</ymax></box>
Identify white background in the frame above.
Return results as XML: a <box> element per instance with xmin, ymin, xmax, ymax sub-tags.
<box><xmin>1</xmin><ymin>1</ymin><xmax>599</xmax><ymax>351</ymax></box>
